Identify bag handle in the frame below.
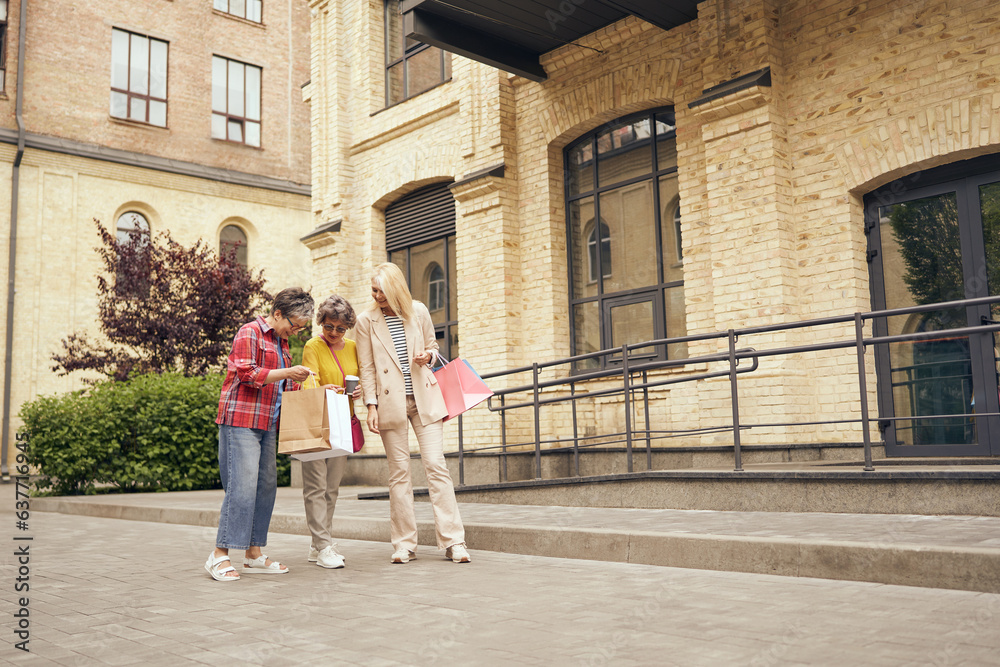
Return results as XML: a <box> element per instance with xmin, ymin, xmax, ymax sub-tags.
<box><xmin>328</xmin><ymin>344</ymin><xmax>346</xmax><ymax>385</ymax></box>
<box><xmin>430</xmin><ymin>350</ymin><xmax>449</xmax><ymax>370</ymax></box>
<box><xmin>301</xmin><ymin>373</ymin><xmax>320</xmax><ymax>390</ymax></box>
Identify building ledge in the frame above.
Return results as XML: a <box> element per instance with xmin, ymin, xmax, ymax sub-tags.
<box><xmin>300</xmin><ymin>219</ymin><xmax>342</xmax><ymax>248</ymax></box>
<box><xmin>0</xmin><ymin>128</ymin><xmax>310</xmax><ymax>196</ymax></box>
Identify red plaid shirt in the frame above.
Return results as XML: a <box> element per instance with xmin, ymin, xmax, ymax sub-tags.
<box><xmin>216</xmin><ymin>316</ymin><xmax>298</xmax><ymax>430</ymax></box>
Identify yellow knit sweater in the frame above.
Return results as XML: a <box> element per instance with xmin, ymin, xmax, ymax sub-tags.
<box><xmin>302</xmin><ymin>336</ymin><xmax>360</xmax><ymax>416</ymax></box>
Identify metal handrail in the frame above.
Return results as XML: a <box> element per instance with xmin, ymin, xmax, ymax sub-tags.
<box><xmin>453</xmin><ymin>295</ymin><xmax>1000</xmax><ymax>481</ymax></box>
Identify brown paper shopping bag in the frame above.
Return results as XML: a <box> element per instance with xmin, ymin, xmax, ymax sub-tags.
<box><xmin>291</xmin><ymin>391</ymin><xmax>352</xmax><ymax>461</ymax></box>
<box><xmin>278</xmin><ymin>376</ymin><xmax>333</xmax><ymax>455</ymax></box>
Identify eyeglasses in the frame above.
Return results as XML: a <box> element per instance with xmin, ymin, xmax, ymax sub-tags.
<box><xmin>286</xmin><ymin>316</ymin><xmax>309</xmax><ymax>333</ymax></box>
<box><xmin>322</xmin><ymin>324</ymin><xmax>349</xmax><ymax>334</ymax></box>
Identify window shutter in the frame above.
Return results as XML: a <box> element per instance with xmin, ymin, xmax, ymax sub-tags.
<box><xmin>385</xmin><ymin>182</ymin><xmax>456</xmax><ymax>251</ymax></box>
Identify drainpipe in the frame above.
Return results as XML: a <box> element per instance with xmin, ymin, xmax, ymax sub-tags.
<box><xmin>2</xmin><ymin>0</ymin><xmax>28</xmax><ymax>482</ymax></box>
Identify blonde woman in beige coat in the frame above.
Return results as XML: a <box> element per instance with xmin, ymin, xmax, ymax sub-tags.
<box><xmin>355</xmin><ymin>262</ymin><xmax>471</xmax><ymax>564</ymax></box>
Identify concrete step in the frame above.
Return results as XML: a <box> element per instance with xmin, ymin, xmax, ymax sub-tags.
<box><xmin>332</xmin><ymin>443</ymin><xmax>888</xmax><ymax>488</ymax></box>
<box><xmin>433</xmin><ymin>467</ymin><xmax>1000</xmax><ymax>516</ymax></box>
<box><xmin>31</xmin><ymin>487</ymin><xmax>1000</xmax><ymax>594</ymax></box>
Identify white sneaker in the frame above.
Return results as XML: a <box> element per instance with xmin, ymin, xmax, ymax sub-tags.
<box><xmin>308</xmin><ymin>547</ymin><xmax>319</xmax><ymax>562</ymax></box>
<box><xmin>316</xmin><ymin>545</ymin><xmax>345</xmax><ymax>569</ymax></box>
<box><xmin>391</xmin><ymin>548</ymin><xmax>416</xmax><ymax>564</ymax></box>
<box><xmin>445</xmin><ymin>544</ymin><xmax>471</xmax><ymax>563</ymax></box>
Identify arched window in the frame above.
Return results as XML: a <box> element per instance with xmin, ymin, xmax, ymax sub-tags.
<box><xmin>114</xmin><ymin>211</ymin><xmax>151</xmax><ymax>297</ymax></box>
<box><xmin>220</xmin><ymin>224</ymin><xmax>248</xmax><ymax>267</ymax></box>
<box><xmin>565</xmin><ymin>107</ymin><xmax>686</xmax><ymax>370</ymax></box>
<box><xmin>673</xmin><ymin>205</ymin><xmax>683</xmax><ymax>263</ymax></box>
<box><xmin>116</xmin><ymin>211</ymin><xmax>150</xmax><ymax>245</ymax></box>
<box><xmin>427</xmin><ymin>262</ymin><xmax>445</xmax><ymax>311</ymax></box>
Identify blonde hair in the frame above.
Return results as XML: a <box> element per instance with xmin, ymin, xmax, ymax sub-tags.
<box><xmin>371</xmin><ymin>262</ymin><xmax>415</xmax><ymax>320</ymax></box>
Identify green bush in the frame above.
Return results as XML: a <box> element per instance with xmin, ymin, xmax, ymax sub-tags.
<box><xmin>20</xmin><ymin>373</ymin><xmax>291</xmax><ymax>495</ymax></box>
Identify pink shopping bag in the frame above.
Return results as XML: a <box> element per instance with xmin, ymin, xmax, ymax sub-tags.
<box><xmin>432</xmin><ymin>353</ymin><xmax>494</xmax><ymax>422</ymax></box>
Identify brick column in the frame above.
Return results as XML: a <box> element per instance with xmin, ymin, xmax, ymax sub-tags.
<box><xmin>686</xmin><ymin>0</ymin><xmax>812</xmax><ymax>443</ymax></box>
<box><xmin>450</xmin><ymin>167</ymin><xmax>523</xmax><ymax>449</ymax></box>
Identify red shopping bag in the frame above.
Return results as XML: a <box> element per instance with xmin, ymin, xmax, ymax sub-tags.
<box><xmin>432</xmin><ymin>353</ymin><xmax>494</xmax><ymax>422</ymax></box>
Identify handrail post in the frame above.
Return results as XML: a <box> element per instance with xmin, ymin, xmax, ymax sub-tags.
<box><xmin>571</xmin><ymin>381</ymin><xmax>580</xmax><ymax>477</ymax></box>
<box><xmin>533</xmin><ymin>362</ymin><xmax>541</xmax><ymax>480</ymax></box>
<box><xmin>643</xmin><ymin>369</ymin><xmax>651</xmax><ymax>471</ymax></box>
<box><xmin>457</xmin><ymin>413</ymin><xmax>464</xmax><ymax>486</ymax></box>
<box><xmin>500</xmin><ymin>394</ymin><xmax>508</xmax><ymax>483</ymax></box>
<box><xmin>622</xmin><ymin>344</ymin><xmax>633</xmax><ymax>473</ymax></box>
<box><xmin>856</xmin><ymin>313</ymin><xmax>875</xmax><ymax>471</ymax></box>
<box><xmin>728</xmin><ymin>329</ymin><xmax>743</xmax><ymax>472</ymax></box>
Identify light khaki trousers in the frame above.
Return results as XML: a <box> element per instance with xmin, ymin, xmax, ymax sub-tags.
<box><xmin>300</xmin><ymin>454</ymin><xmax>347</xmax><ymax>551</ymax></box>
<box><xmin>379</xmin><ymin>396</ymin><xmax>465</xmax><ymax>551</ymax></box>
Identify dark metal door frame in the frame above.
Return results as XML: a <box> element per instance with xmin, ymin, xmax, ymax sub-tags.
<box><xmin>866</xmin><ymin>155</ymin><xmax>1000</xmax><ymax>456</ymax></box>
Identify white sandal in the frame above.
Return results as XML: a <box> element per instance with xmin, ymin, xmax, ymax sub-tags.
<box><xmin>205</xmin><ymin>551</ymin><xmax>240</xmax><ymax>581</ymax></box>
<box><xmin>243</xmin><ymin>553</ymin><xmax>289</xmax><ymax>574</ymax></box>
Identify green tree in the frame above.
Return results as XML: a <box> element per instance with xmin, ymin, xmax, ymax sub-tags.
<box><xmin>52</xmin><ymin>219</ymin><xmax>271</xmax><ymax>382</ymax></box>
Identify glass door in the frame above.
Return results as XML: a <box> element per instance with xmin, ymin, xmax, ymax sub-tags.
<box><xmin>866</xmin><ymin>156</ymin><xmax>1000</xmax><ymax>456</ymax></box>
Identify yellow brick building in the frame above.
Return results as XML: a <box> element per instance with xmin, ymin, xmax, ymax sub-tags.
<box><xmin>1</xmin><ymin>0</ymin><xmax>313</xmax><ymax>473</ymax></box>
<box><xmin>306</xmin><ymin>0</ymin><xmax>1000</xmax><ymax>462</ymax></box>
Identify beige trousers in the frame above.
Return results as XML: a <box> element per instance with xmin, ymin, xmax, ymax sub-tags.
<box><xmin>300</xmin><ymin>454</ymin><xmax>347</xmax><ymax>551</ymax></box>
<box><xmin>379</xmin><ymin>396</ymin><xmax>465</xmax><ymax>551</ymax></box>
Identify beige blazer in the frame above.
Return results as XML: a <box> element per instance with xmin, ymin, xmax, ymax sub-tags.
<box><xmin>356</xmin><ymin>301</ymin><xmax>448</xmax><ymax>430</ymax></box>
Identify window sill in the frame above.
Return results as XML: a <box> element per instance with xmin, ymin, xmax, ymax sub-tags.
<box><xmin>211</xmin><ymin>137</ymin><xmax>264</xmax><ymax>151</ymax></box>
<box><xmin>372</xmin><ymin>77</ymin><xmax>453</xmax><ymax>116</ymax></box>
<box><xmin>110</xmin><ymin>116</ymin><xmax>170</xmax><ymax>131</ymax></box>
<box><xmin>212</xmin><ymin>9</ymin><xmax>265</xmax><ymax>28</ymax></box>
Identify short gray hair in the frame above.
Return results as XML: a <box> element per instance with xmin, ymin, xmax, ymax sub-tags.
<box><xmin>271</xmin><ymin>287</ymin><xmax>314</xmax><ymax>321</ymax></box>
<box><xmin>315</xmin><ymin>294</ymin><xmax>356</xmax><ymax>328</ymax></box>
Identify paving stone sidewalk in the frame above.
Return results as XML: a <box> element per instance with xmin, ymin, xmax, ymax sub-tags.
<box><xmin>29</xmin><ymin>486</ymin><xmax>1000</xmax><ymax>550</ymax></box>
<box><xmin>3</xmin><ymin>488</ymin><xmax>1000</xmax><ymax>665</ymax></box>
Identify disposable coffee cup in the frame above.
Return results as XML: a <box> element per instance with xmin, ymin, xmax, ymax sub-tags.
<box><xmin>344</xmin><ymin>375</ymin><xmax>359</xmax><ymax>394</ymax></box>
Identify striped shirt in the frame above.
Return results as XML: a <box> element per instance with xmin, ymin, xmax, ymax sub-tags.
<box><xmin>384</xmin><ymin>314</ymin><xmax>413</xmax><ymax>395</ymax></box>
<box><xmin>215</xmin><ymin>316</ymin><xmax>298</xmax><ymax>430</ymax></box>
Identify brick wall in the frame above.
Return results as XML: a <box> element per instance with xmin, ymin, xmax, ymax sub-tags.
<box><xmin>307</xmin><ymin>0</ymin><xmax>1000</xmax><ymax>453</ymax></box>
<box><xmin>0</xmin><ymin>0</ymin><xmax>314</xmax><ymax>467</ymax></box>
<box><xmin>0</xmin><ymin>0</ymin><xmax>310</xmax><ymax>184</ymax></box>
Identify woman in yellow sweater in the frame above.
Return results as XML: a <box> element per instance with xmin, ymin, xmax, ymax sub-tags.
<box><xmin>300</xmin><ymin>294</ymin><xmax>361</xmax><ymax>569</ymax></box>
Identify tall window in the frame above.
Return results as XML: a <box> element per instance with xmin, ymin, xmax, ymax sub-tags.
<box><xmin>566</xmin><ymin>108</ymin><xmax>686</xmax><ymax>370</ymax></box>
<box><xmin>0</xmin><ymin>0</ymin><xmax>8</xmax><ymax>92</ymax></box>
<box><xmin>391</xmin><ymin>239</ymin><xmax>457</xmax><ymax>360</ymax></box>
<box><xmin>427</xmin><ymin>263</ymin><xmax>445</xmax><ymax>312</ymax></box>
<box><xmin>110</xmin><ymin>29</ymin><xmax>168</xmax><ymax>127</ymax></box>
<box><xmin>214</xmin><ymin>0</ymin><xmax>262</xmax><ymax>22</ymax></box>
<box><xmin>384</xmin><ymin>0</ymin><xmax>451</xmax><ymax>106</ymax></box>
<box><xmin>116</xmin><ymin>212</ymin><xmax>152</xmax><ymax>297</ymax></box>
<box><xmin>212</xmin><ymin>56</ymin><xmax>261</xmax><ymax>147</ymax></box>
<box><xmin>385</xmin><ymin>182</ymin><xmax>458</xmax><ymax>360</ymax></box>
<box><xmin>220</xmin><ymin>224</ymin><xmax>248</xmax><ymax>267</ymax></box>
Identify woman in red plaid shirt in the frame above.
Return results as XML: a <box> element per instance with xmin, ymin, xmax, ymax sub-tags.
<box><xmin>205</xmin><ymin>288</ymin><xmax>315</xmax><ymax>581</ymax></box>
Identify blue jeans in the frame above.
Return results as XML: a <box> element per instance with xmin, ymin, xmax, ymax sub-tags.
<box><xmin>215</xmin><ymin>424</ymin><xmax>278</xmax><ymax>550</ymax></box>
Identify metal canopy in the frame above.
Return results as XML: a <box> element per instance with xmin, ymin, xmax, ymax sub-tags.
<box><xmin>401</xmin><ymin>0</ymin><xmax>699</xmax><ymax>82</ymax></box>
